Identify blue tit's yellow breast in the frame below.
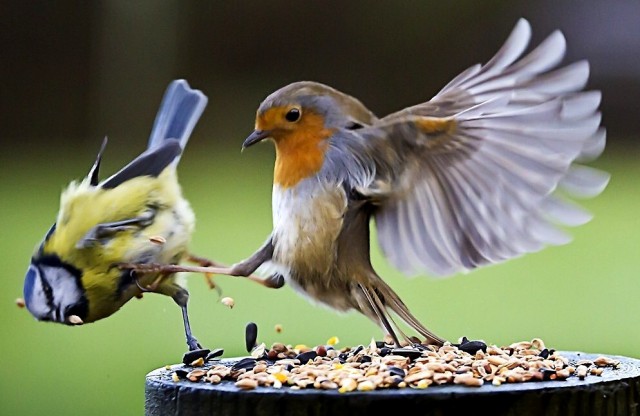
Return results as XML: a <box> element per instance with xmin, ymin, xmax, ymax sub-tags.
<box><xmin>42</xmin><ymin>168</ymin><xmax>194</xmax><ymax>322</ymax></box>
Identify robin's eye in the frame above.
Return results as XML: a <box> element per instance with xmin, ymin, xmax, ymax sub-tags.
<box><xmin>285</xmin><ymin>108</ymin><xmax>301</xmax><ymax>122</ymax></box>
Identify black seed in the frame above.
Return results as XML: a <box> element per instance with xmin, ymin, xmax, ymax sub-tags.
<box><xmin>540</xmin><ymin>368</ymin><xmax>556</xmax><ymax>381</ymax></box>
<box><xmin>205</xmin><ymin>348</ymin><xmax>224</xmax><ymax>361</ymax></box>
<box><xmin>352</xmin><ymin>345</ymin><xmax>364</xmax><ymax>355</ymax></box>
<box><xmin>245</xmin><ymin>322</ymin><xmax>258</xmax><ymax>353</ymax></box>
<box><xmin>380</xmin><ymin>347</ymin><xmax>392</xmax><ymax>357</ymax></box>
<box><xmin>389</xmin><ymin>375</ymin><xmax>403</xmax><ymax>387</ymax></box>
<box><xmin>338</xmin><ymin>353</ymin><xmax>349</xmax><ymax>362</ymax></box>
<box><xmin>296</xmin><ymin>350</ymin><xmax>318</xmax><ymax>363</ymax></box>
<box><xmin>457</xmin><ymin>340</ymin><xmax>487</xmax><ymax>354</ymax></box>
<box><xmin>286</xmin><ymin>364</ymin><xmax>295</xmax><ymax>371</ymax></box>
<box><xmin>231</xmin><ymin>357</ymin><xmax>257</xmax><ymax>371</ymax></box>
<box><xmin>412</xmin><ymin>343</ymin><xmax>428</xmax><ymax>351</ymax></box>
<box><xmin>388</xmin><ymin>366</ymin><xmax>406</xmax><ymax>378</ymax></box>
<box><xmin>376</xmin><ymin>341</ymin><xmax>386</xmax><ymax>348</ymax></box>
<box><xmin>459</xmin><ymin>336</ymin><xmax>470</xmax><ymax>345</ymax></box>
<box><xmin>392</xmin><ymin>348</ymin><xmax>422</xmax><ymax>360</ymax></box>
<box><xmin>358</xmin><ymin>355</ymin><xmax>372</xmax><ymax>363</ymax></box>
<box><xmin>174</xmin><ymin>369</ymin><xmax>188</xmax><ymax>378</ymax></box>
<box><xmin>549</xmin><ymin>349</ymin><xmax>556</xmax><ymax>356</ymax></box>
<box><xmin>182</xmin><ymin>348</ymin><xmax>211</xmax><ymax>365</ymax></box>
<box><xmin>538</xmin><ymin>348</ymin><xmax>550</xmax><ymax>359</ymax></box>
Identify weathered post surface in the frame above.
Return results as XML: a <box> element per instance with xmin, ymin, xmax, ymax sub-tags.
<box><xmin>146</xmin><ymin>352</ymin><xmax>640</xmax><ymax>416</ymax></box>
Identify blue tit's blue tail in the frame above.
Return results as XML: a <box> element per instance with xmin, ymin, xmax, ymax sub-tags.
<box><xmin>99</xmin><ymin>80</ymin><xmax>208</xmax><ymax>189</ymax></box>
<box><xmin>148</xmin><ymin>79</ymin><xmax>208</xmax><ymax>157</ymax></box>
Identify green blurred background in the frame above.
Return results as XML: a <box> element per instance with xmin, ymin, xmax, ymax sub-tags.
<box><xmin>1</xmin><ymin>1</ymin><xmax>639</xmax><ymax>415</ymax></box>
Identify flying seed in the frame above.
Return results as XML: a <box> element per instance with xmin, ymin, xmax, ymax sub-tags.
<box><xmin>15</xmin><ymin>298</ymin><xmax>25</xmax><ymax>308</ymax></box>
<box><xmin>275</xmin><ymin>324</ymin><xmax>283</xmax><ymax>333</ymax></box>
<box><xmin>149</xmin><ymin>235</ymin><xmax>166</xmax><ymax>245</ymax></box>
<box><xmin>245</xmin><ymin>322</ymin><xmax>258</xmax><ymax>353</ymax></box>
<box><xmin>327</xmin><ymin>336</ymin><xmax>339</xmax><ymax>346</ymax></box>
<box><xmin>68</xmin><ymin>315</ymin><xmax>84</xmax><ymax>325</ymax></box>
<box><xmin>221</xmin><ymin>297</ymin><xmax>235</xmax><ymax>309</ymax></box>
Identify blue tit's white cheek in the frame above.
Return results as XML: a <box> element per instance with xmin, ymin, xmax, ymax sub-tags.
<box><xmin>40</xmin><ymin>264</ymin><xmax>83</xmax><ymax>320</ymax></box>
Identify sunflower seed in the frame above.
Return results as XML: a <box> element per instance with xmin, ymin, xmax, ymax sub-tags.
<box><xmin>245</xmin><ymin>322</ymin><xmax>258</xmax><ymax>353</ymax></box>
<box><xmin>206</xmin><ymin>348</ymin><xmax>224</xmax><ymax>361</ymax></box>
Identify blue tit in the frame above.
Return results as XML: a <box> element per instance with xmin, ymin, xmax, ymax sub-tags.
<box><xmin>22</xmin><ymin>79</ymin><xmax>209</xmax><ymax>353</ymax></box>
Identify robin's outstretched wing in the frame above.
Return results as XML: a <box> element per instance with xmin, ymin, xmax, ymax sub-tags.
<box><xmin>356</xmin><ymin>18</ymin><xmax>609</xmax><ymax>277</ymax></box>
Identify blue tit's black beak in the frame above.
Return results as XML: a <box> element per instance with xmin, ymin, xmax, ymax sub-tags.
<box><xmin>242</xmin><ymin>130</ymin><xmax>272</xmax><ymax>149</ymax></box>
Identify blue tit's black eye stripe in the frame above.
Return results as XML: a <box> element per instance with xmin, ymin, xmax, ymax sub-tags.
<box><xmin>36</xmin><ymin>255</ymin><xmax>82</xmax><ymax>279</ymax></box>
<box><xmin>35</xmin><ymin>264</ymin><xmax>56</xmax><ymax>311</ymax></box>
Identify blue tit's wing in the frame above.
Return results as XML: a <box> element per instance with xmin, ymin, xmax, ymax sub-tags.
<box><xmin>99</xmin><ymin>80</ymin><xmax>208</xmax><ymax>189</ymax></box>
<box><xmin>147</xmin><ymin>79</ymin><xmax>208</xmax><ymax>156</ymax></box>
<box><xmin>76</xmin><ymin>209</ymin><xmax>156</xmax><ymax>249</ymax></box>
<box><xmin>87</xmin><ymin>137</ymin><xmax>109</xmax><ymax>186</ymax></box>
<box><xmin>354</xmin><ymin>18</ymin><xmax>608</xmax><ymax>277</ymax></box>
<box><xmin>100</xmin><ymin>139</ymin><xmax>182</xmax><ymax>189</ymax></box>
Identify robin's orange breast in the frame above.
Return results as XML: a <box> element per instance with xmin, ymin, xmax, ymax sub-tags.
<box><xmin>273</xmin><ymin>112</ymin><xmax>334</xmax><ymax>188</ymax></box>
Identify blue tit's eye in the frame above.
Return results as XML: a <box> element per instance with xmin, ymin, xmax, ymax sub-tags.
<box><xmin>285</xmin><ymin>108</ymin><xmax>301</xmax><ymax>122</ymax></box>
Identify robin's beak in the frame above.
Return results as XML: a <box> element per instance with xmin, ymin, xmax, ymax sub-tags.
<box><xmin>242</xmin><ymin>130</ymin><xmax>272</xmax><ymax>149</ymax></box>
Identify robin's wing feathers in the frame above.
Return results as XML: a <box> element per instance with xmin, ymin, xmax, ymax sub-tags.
<box><xmin>356</xmin><ymin>18</ymin><xmax>608</xmax><ymax>277</ymax></box>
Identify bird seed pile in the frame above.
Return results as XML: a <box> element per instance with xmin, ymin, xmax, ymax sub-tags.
<box><xmin>169</xmin><ymin>337</ymin><xmax>620</xmax><ymax>391</ymax></box>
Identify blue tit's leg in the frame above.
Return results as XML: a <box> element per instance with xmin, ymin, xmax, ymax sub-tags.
<box><xmin>170</xmin><ymin>287</ymin><xmax>202</xmax><ymax>351</ymax></box>
<box><xmin>186</xmin><ymin>254</ymin><xmax>223</xmax><ymax>294</ymax></box>
<box><xmin>156</xmin><ymin>282</ymin><xmax>209</xmax><ymax>357</ymax></box>
<box><xmin>180</xmin><ymin>303</ymin><xmax>201</xmax><ymax>351</ymax></box>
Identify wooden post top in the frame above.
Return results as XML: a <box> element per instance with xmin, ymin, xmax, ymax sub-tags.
<box><xmin>146</xmin><ymin>351</ymin><xmax>640</xmax><ymax>415</ymax></box>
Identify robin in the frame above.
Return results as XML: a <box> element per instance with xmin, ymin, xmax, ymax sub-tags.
<box><xmin>231</xmin><ymin>19</ymin><xmax>609</xmax><ymax>346</ymax></box>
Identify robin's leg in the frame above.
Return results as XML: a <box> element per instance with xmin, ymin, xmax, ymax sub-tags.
<box><xmin>119</xmin><ymin>261</ymin><xmax>284</xmax><ymax>289</ymax></box>
<box><xmin>186</xmin><ymin>254</ymin><xmax>222</xmax><ymax>294</ymax></box>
